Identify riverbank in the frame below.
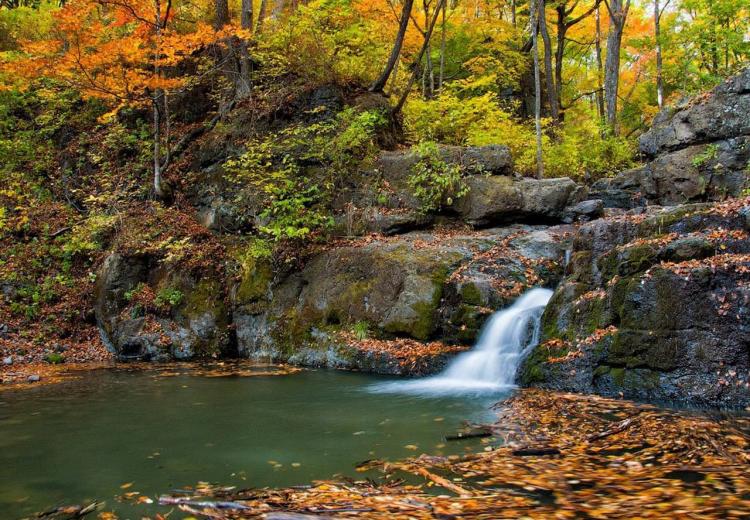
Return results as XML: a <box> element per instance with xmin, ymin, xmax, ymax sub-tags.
<box><xmin>137</xmin><ymin>389</ymin><xmax>750</xmax><ymax>519</ymax></box>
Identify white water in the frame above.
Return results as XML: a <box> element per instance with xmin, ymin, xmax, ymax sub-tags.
<box><xmin>370</xmin><ymin>288</ymin><xmax>553</xmax><ymax>396</ymax></box>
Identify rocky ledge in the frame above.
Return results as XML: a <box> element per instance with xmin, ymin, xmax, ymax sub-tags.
<box><xmin>520</xmin><ymin>198</ymin><xmax>750</xmax><ymax>407</ymax></box>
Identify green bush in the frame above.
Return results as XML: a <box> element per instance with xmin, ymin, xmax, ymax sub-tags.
<box><xmin>408</xmin><ymin>141</ymin><xmax>469</xmax><ymax>214</ymax></box>
<box><xmin>155</xmin><ymin>287</ymin><xmax>184</xmax><ymax>308</ymax></box>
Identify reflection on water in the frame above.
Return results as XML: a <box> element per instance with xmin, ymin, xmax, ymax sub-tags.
<box><xmin>0</xmin><ymin>367</ymin><xmax>503</xmax><ymax>518</ymax></box>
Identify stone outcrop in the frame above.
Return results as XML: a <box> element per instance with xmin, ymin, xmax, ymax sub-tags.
<box><xmin>519</xmin><ymin>199</ymin><xmax>750</xmax><ymax>406</ymax></box>
<box><xmin>232</xmin><ymin>225</ymin><xmax>569</xmax><ymax>373</ymax></box>
<box><xmin>592</xmin><ymin>68</ymin><xmax>750</xmax><ymax>207</ymax></box>
<box><xmin>95</xmin><ymin>253</ymin><xmax>232</xmax><ymax>361</ymax></box>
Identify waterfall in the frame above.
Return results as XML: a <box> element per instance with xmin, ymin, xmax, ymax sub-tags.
<box><xmin>370</xmin><ymin>288</ymin><xmax>553</xmax><ymax>396</ymax></box>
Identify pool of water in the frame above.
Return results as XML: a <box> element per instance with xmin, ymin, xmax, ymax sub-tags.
<box><xmin>0</xmin><ymin>365</ymin><xmax>509</xmax><ymax>519</ymax></box>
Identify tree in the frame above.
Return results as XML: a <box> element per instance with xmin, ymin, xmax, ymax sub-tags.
<box><xmin>530</xmin><ymin>0</ymin><xmax>544</xmax><ymax>178</ymax></box>
<box><xmin>370</xmin><ymin>0</ymin><xmax>415</xmax><ymax>92</ymax></box>
<box><xmin>8</xmin><ymin>0</ymin><xmax>221</xmax><ymax>197</ymax></box>
<box><xmin>214</xmin><ymin>0</ymin><xmax>229</xmax><ymax>29</ymax></box>
<box><xmin>537</xmin><ymin>1</ymin><xmax>558</xmax><ymax>121</ymax></box>
<box><xmin>553</xmin><ymin>0</ymin><xmax>601</xmax><ymax>115</ymax></box>
<box><xmin>603</xmin><ymin>0</ymin><xmax>631</xmax><ymax>134</ymax></box>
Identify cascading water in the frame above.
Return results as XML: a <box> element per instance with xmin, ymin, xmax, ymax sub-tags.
<box><xmin>370</xmin><ymin>288</ymin><xmax>553</xmax><ymax>396</ymax></box>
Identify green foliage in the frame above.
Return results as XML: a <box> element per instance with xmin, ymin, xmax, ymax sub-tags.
<box><xmin>256</xmin><ymin>0</ymin><xmax>389</xmax><ymax>87</ymax></box>
<box><xmin>62</xmin><ymin>214</ymin><xmax>117</xmax><ymax>259</ymax></box>
<box><xmin>407</xmin><ymin>141</ymin><xmax>469</xmax><ymax>213</ymax></box>
<box><xmin>405</xmin><ymin>93</ymin><xmax>634</xmax><ymax>179</ymax></box>
<box><xmin>352</xmin><ymin>320</ymin><xmax>369</xmax><ymax>341</ymax></box>
<box><xmin>224</xmin><ymin>107</ymin><xmax>386</xmax><ymax>241</ymax></box>
<box><xmin>124</xmin><ymin>283</ymin><xmax>146</xmax><ymax>302</ymax></box>
<box><xmin>155</xmin><ymin>287</ymin><xmax>184</xmax><ymax>308</ymax></box>
<box><xmin>44</xmin><ymin>352</ymin><xmax>64</xmax><ymax>364</ymax></box>
<box><xmin>692</xmin><ymin>144</ymin><xmax>719</xmax><ymax>167</ymax></box>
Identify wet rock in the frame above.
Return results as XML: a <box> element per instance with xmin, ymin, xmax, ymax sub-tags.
<box><xmin>95</xmin><ymin>253</ymin><xmax>231</xmax><ymax>362</ymax></box>
<box><xmin>520</xmin><ymin>200</ymin><xmax>750</xmax><ymax>407</ymax></box>
<box><xmin>234</xmin><ymin>225</ymin><xmax>567</xmax><ymax>370</ymax></box>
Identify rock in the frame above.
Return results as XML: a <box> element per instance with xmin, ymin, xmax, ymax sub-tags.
<box><xmin>233</xmin><ymin>225</ymin><xmax>567</xmax><ymax>371</ymax></box>
<box><xmin>639</xmin><ymin>68</ymin><xmax>750</xmax><ymax>157</ymax></box>
<box><xmin>598</xmin><ymin>68</ymin><xmax>750</xmax><ymax>207</ymax></box>
<box><xmin>0</xmin><ymin>323</ymin><xmax>8</xmax><ymax>338</ymax></box>
<box><xmin>2</xmin><ymin>356</ymin><xmax>12</xmax><ymax>365</ymax></box>
<box><xmin>95</xmin><ymin>253</ymin><xmax>231</xmax><ymax>362</ymax></box>
<box><xmin>519</xmin><ymin>200</ymin><xmax>750</xmax><ymax>407</ymax></box>
<box><xmin>562</xmin><ymin>199</ymin><xmax>604</xmax><ymax>223</ymax></box>
<box><xmin>27</xmin><ymin>374</ymin><xmax>40</xmax><ymax>383</ymax></box>
<box><xmin>454</xmin><ymin>176</ymin><xmax>578</xmax><ymax>226</ymax></box>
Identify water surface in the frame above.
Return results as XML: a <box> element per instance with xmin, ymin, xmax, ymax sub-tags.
<box><xmin>0</xmin><ymin>366</ymin><xmax>506</xmax><ymax>519</ymax></box>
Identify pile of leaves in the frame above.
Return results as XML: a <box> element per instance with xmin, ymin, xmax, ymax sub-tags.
<box><xmin>337</xmin><ymin>331</ymin><xmax>469</xmax><ymax>373</ymax></box>
<box><xmin>133</xmin><ymin>389</ymin><xmax>750</xmax><ymax>519</ymax></box>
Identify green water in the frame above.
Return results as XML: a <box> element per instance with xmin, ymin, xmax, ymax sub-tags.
<box><xmin>0</xmin><ymin>366</ymin><xmax>506</xmax><ymax>519</ymax></box>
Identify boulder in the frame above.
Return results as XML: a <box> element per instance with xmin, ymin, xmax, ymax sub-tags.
<box><xmin>639</xmin><ymin>68</ymin><xmax>750</xmax><ymax>157</ymax></box>
<box><xmin>519</xmin><ymin>199</ymin><xmax>750</xmax><ymax>407</ymax></box>
<box><xmin>233</xmin><ymin>225</ymin><xmax>568</xmax><ymax>369</ymax></box>
<box><xmin>594</xmin><ymin>69</ymin><xmax>750</xmax><ymax>207</ymax></box>
<box><xmin>454</xmin><ymin>176</ymin><xmax>578</xmax><ymax>226</ymax></box>
<box><xmin>95</xmin><ymin>253</ymin><xmax>231</xmax><ymax>361</ymax></box>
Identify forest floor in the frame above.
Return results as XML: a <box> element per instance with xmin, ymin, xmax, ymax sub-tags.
<box><xmin>91</xmin><ymin>389</ymin><xmax>750</xmax><ymax>520</ymax></box>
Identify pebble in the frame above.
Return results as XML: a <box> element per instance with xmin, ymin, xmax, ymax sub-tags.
<box><xmin>2</xmin><ymin>356</ymin><xmax>12</xmax><ymax>365</ymax></box>
<box><xmin>27</xmin><ymin>374</ymin><xmax>41</xmax><ymax>383</ymax></box>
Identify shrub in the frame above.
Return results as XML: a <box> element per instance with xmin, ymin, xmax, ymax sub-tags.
<box><xmin>407</xmin><ymin>141</ymin><xmax>469</xmax><ymax>213</ymax></box>
<box><xmin>155</xmin><ymin>287</ymin><xmax>184</xmax><ymax>309</ymax></box>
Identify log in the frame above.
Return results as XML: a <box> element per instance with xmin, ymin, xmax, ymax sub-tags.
<box><xmin>412</xmin><ymin>467</ymin><xmax>474</xmax><ymax>497</ymax></box>
<box><xmin>159</xmin><ymin>496</ymin><xmax>250</xmax><ymax>510</ymax></box>
<box><xmin>512</xmin><ymin>447</ymin><xmax>561</xmax><ymax>456</ymax></box>
<box><xmin>446</xmin><ymin>430</ymin><xmax>493</xmax><ymax>442</ymax></box>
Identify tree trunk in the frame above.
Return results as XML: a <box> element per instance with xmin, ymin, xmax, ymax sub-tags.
<box><xmin>654</xmin><ymin>0</ymin><xmax>663</xmax><ymax>108</ymax></box>
<box><xmin>604</xmin><ymin>0</ymin><xmax>630</xmax><ymax>135</ymax></box>
<box><xmin>214</xmin><ymin>0</ymin><xmax>229</xmax><ymax>29</ymax></box>
<box><xmin>241</xmin><ymin>0</ymin><xmax>253</xmax><ymax>31</ymax></box>
<box><xmin>537</xmin><ymin>1</ymin><xmax>559</xmax><ymax>121</ymax></box>
<box><xmin>554</xmin><ymin>4</ymin><xmax>566</xmax><ymax>114</ymax></box>
<box><xmin>438</xmin><ymin>0</ymin><xmax>446</xmax><ymax>91</ymax></box>
<box><xmin>236</xmin><ymin>0</ymin><xmax>254</xmax><ymax>97</ymax></box>
<box><xmin>257</xmin><ymin>0</ymin><xmax>268</xmax><ymax>32</ymax></box>
<box><xmin>595</xmin><ymin>4</ymin><xmax>605</xmax><ymax>124</ymax></box>
<box><xmin>394</xmin><ymin>0</ymin><xmax>445</xmax><ymax>113</ymax></box>
<box><xmin>511</xmin><ymin>0</ymin><xmax>516</xmax><ymax>26</ymax></box>
<box><xmin>370</xmin><ymin>0</ymin><xmax>415</xmax><ymax>93</ymax></box>
<box><xmin>530</xmin><ymin>0</ymin><xmax>544</xmax><ymax>179</ymax></box>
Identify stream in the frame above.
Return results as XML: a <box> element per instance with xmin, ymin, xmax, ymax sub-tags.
<box><xmin>0</xmin><ymin>367</ymin><xmax>507</xmax><ymax>519</ymax></box>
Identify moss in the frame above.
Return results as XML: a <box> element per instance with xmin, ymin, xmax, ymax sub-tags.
<box><xmin>593</xmin><ymin>365</ymin><xmax>610</xmax><ymax>377</ymax></box>
<box><xmin>460</xmin><ymin>282</ymin><xmax>483</xmax><ymax>306</ymax></box>
<box><xmin>235</xmin><ymin>256</ymin><xmax>273</xmax><ymax>304</ymax></box>
<box><xmin>610</xmin><ymin>367</ymin><xmax>626</xmax><ymax>386</ymax></box>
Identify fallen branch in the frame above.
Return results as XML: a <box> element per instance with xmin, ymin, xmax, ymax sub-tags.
<box><xmin>587</xmin><ymin>416</ymin><xmax>638</xmax><ymax>442</ymax></box>
<box><xmin>512</xmin><ymin>447</ymin><xmax>561</xmax><ymax>456</ymax></box>
<box><xmin>159</xmin><ymin>496</ymin><xmax>250</xmax><ymax>510</ymax></box>
<box><xmin>410</xmin><ymin>466</ymin><xmax>475</xmax><ymax>497</ymax></box>
<box><xmin>446</xmin><ymin>428</ymin><xmax>493</xmax><ymax>441</ymax></box>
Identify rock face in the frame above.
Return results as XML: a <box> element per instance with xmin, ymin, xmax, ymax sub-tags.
<box><xmin>592</xmin><ymin>68</ymin><xmax>750</xmax><ymax>207</ymax></box>
<box><xmin>519</xmin><ymin>199</ymin><xmax>750</xmax><ymax>407</ymax></box>
<box><xmin>96</xmin><ymin>253</ymin><xmax>232</xmax><ymax>361</ymax></box>
<box><xmin>232</xmin><ymin>226</ymin><xmax>569</xmax><ymax>373</ymax></box>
